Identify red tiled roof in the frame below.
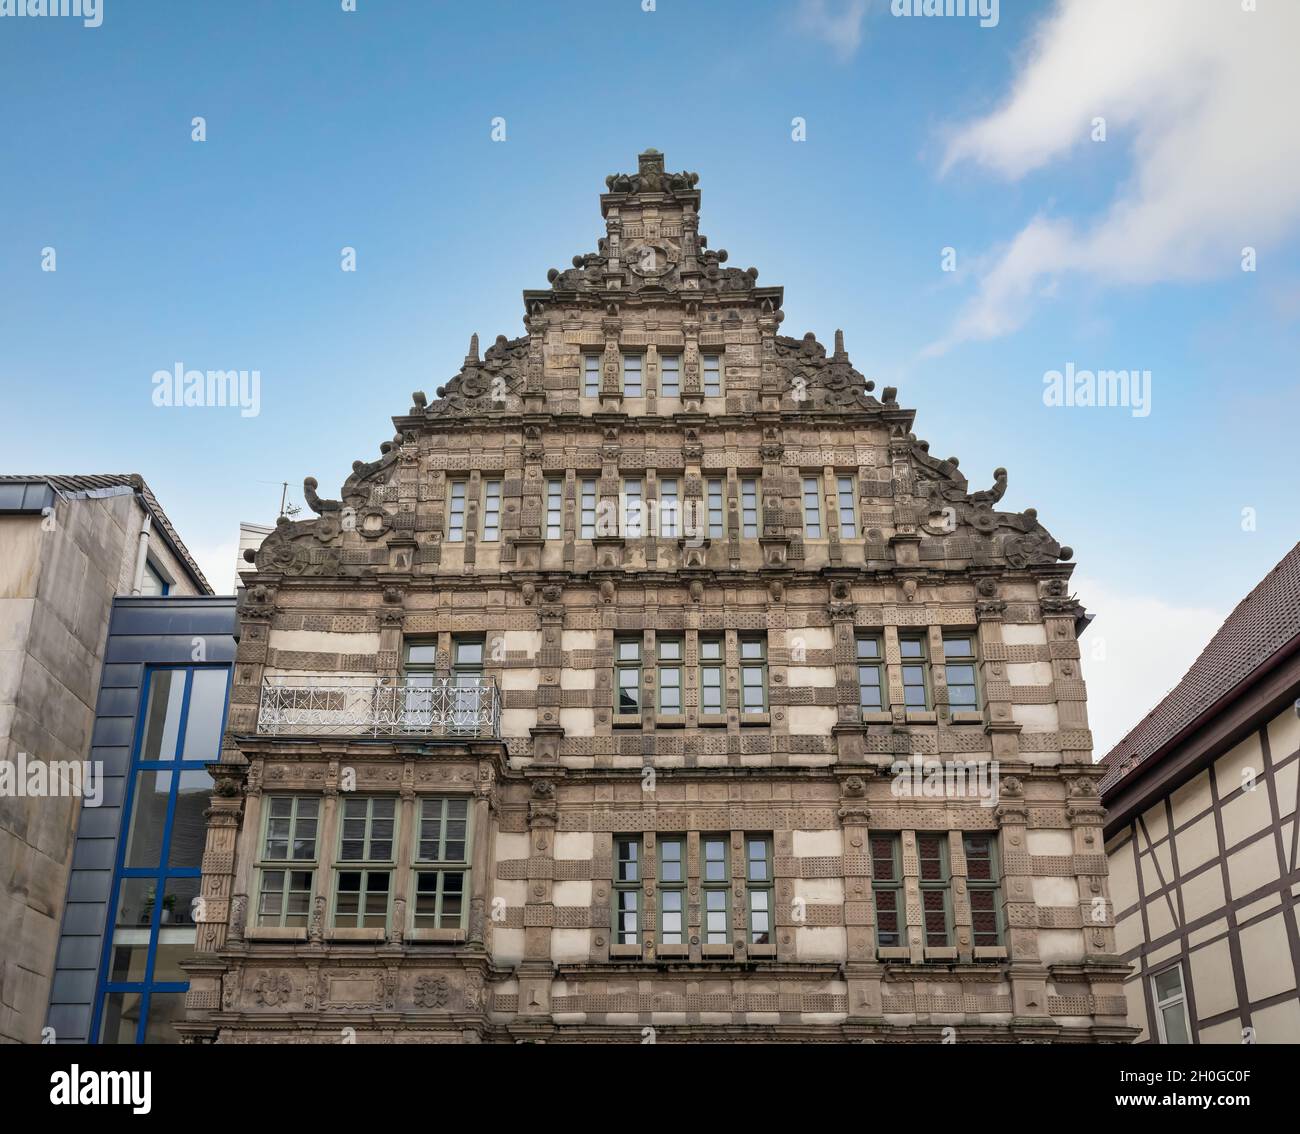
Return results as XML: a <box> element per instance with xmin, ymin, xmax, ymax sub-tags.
<box><xmin>0</xmin><ymin>474</ymin><xmax>212</xmax><ymax>594</ymax></box>
<box><xmin>1100</xmin><ymin>542</ymin><xmax>1300</xmax><ymax>796</ymax></box>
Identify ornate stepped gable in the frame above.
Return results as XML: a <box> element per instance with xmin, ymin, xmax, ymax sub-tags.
<box><xmin>249</xmin><ymin>147</ymin><xmax>1073</xmax><ymax>583</ymax></box>
<box><xmin>202</xmin><ymin>150</ymin><xmax>1132</xmax><ymax>1046</ymax></box>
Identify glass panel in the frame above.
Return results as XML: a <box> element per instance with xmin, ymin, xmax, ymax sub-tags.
<box><xmin>617</xmin><ymin>840</ymin><xmax>639</xmax><ymax>883</ymax></box>
<box><xmin>406</xmin><ymin>644</ymin><xmax>437</xmax><ymax>665</ymax></box>
<box><xmin>856</xmin><ymin>638</ymin><xmax>879</xmax><ymax>658</ymax></box>
<box><xmin>180</xmin><ymin>669</ymin><xmax>228</xmax><ymax>759</ymax></box>
<box><xmin>108</xmin><ymin>939</ymin><xmax>149</xmax><ymax>982</ymax></box>
<box><xmin>1160</xmin><ymin>1003</ymin><xmax>1191</xmax><ymax>1045</ymax></box>
<box><xmin>1153</xmin><ymin>968</ymin><xmax>1183</xmax><ymax>1002</ymax></box>
<box><xmin>700</xmin><ymin>640</ymin><xmax>722</xmax><ymax>661</ymax></box>
<box><xmin>900</xmin><ymin>638</ymin><xmax>924</xmax><ymax>658</ymax></box>
<box><xmin>142</xmin><ymin>991</ymin><xmax>186</xmax><ymax>1044</ymax></box>
<box><xmin>152</xmin><ymin>928</ymin><xmax>199</xmax><ymax>981</ymax></box>
<box><xmin>125</xmin><ymin>769</ymin><xmax>172</xmax><ymax>867</ymax></box>
<box><xmin>740</xmin><ymin>640</ymin><xmax>763</xmax><ymax>660</ymax></box>
<box><xmin>703</xmin><ymin>840</ymin><xmax>726</xmax><ymax>881</ymax></box>
<box><xmin>114</xmin><ymin>877</ymin><xmax>158</xmax><ymax>928</ymax></box>
<box><xmin>168</xmin><ymin>769</ymin><xmax>212</xmax><ymax>867</ymax></box>
<box><xmin>99</xmin><ymin>991</ymin><xmax>143</xmax><ymax>1044</ymax></box>
<box><xmin>139</xmin><ymin>670</ymin><xmax>185</xmax><ymax>761</ymax></box>
<box><xmin>660</xmin><ymin>840</ymin><xmax>683</xmax><ymax>882</ymax></box>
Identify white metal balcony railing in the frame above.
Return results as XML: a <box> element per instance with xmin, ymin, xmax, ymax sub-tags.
<box><xmin>257</xmin><ymin>676</ymin><xmax>501</xmax><ymax>739</ymax></box>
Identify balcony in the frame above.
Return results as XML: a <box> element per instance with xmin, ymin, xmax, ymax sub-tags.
<box><xmin>257</xmin><ymin>676</ymin><xmax>501</xmax><ymax>739</ymax></box>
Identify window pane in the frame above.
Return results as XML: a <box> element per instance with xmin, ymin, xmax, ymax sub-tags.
<box><xmin>180</xmin><ymin>669</ymin><xmax>228</xmax><ymax>759</ymax></box>
<box><xmin>1153</xmin><ymin>968</ymin><xmax>1183</xmax><ymax>1002</ymax></box>
<box><xmin>169</xmin><ymin>769</ymin><xmax>212</xmax><ymax>866</ymax></box>
<box><xmin>125</xmin><ymin>769</ymin><xmax>172</xmax><ymax>867</ymax></box>
<box><xmin>139</xmin><ymin>670</ymin><xmax>185</xmax><ymax>760</ymax></box>
<box><xmin>1160</xmin><ymin>1003</ymin><xmax>1191</xmax><ymax>1045</ymax></box>
<box><xmin>99</xmin><ymin>991</ymin><xmax>143</xmax><ymax>1044</ymax></box>
<box><xmin>900</xmin><ymin>638</ymin><xmax>924</xmax><ymax>658</ymax></box>
<box><xmin>856</xmin><ymin>638</ymin><xmax>879</xmax><ymax>658</ymax></box>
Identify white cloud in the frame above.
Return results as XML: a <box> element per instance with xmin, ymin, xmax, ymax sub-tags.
<box><xmin>930</xmin><ymin>0</ymin><xmax>1300</xmax><ymax>353</ymax></box>
<box><xmin>1075</xmin><ymin>576</ymin><xmax>1224</xmax><ymax>761</ymax></box>
<box><xmin>796</xmin><ymin>0</ymin><xmax>871</xmax><ymax>61</ymax></box>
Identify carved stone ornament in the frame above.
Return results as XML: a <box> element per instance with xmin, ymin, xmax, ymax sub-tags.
<box><xmin>414</xmin><ymin>974</ymin><xmax>450</xmax><ymax>1009</ymax></box>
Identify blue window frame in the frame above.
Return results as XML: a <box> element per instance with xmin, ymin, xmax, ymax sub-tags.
<box><xmin>92</xmin><ymin>665</ymin><xmax>231</xmax><ymax>1044</ymax></box>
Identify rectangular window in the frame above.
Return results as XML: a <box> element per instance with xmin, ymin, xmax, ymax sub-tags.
<box><xmin>658</xmin><ymin>836</ymin><xmax>685</xmax><ymax>944</ymax></box>
<box><xmin>580</xmin><ymin>478</ymin><xmax>598</xmax><ymax>538</ymax></box>
<box><xmin>623</xmin><ymin>478</ymin><xmax>643</xmax><ymax>538</ymax></box>
<box><xmin>622</xmin><ymin>353</ymin><xmax>643</xmax><ymax>397</ymax></box>
<box><xmin>615</xmin><ymin>638</ymin><xmax>642</xmax><ymax>716</ymax></box>
<box><xmin>702</xmin><ymin>836</ymin><xmax>729</xmax><ymax>945</ymax></box>
<box><xmin>703</xmin><ymin>354</ymin><xmax>722</xmax><ymax>397</ymax></box>
<box><xmin>837</xmin><ymin>475</ymin><xmax>857</xmax><ymax>538</ymax></box>
<box><xmin>740</xmin><ymin>638</ymin><xmax>767</xmax><ymax>712</ymax></box>
<box><xmin>657</xmin><ymin>638</ymin><xmax>683</xmax><ymax>716</ymax></box>
<box><xmin>482</xmin><ymin>479</ymin><xmax>501</xmax><ymax>541</ymax></box>
<box><xmin>746</xmin><ymin>835</ymin><xmax>773</xmax><ymax>945</ymax></box>
<box><xmin>256</xmin><ymin>796</ymin><xmax>318</xmax><ymax>928</ymax></box>
<box><xmin>707</xmin><ymin>478</ymin><xmax>725</xmax><ymax>538</ymax></box>
<box><xmin>943</xmin><ymin>634</ymin><xmax>979</xmax><ymax>710</ymax></box>
<box><xmin>1152</xmin><ymin>965</ymin><xmax>1192</xmax><ymax>1044</ymax></box>
<box><xmin>583</xmin><ymin>354</ymin><xmax>601</xmax><ymax>397</ymax></box>
<box><xmin>870</xmin><ymin>835</ymin><xmax>902</xmax><ymax>949</ymax></box>
<box><xmin>546</xmin><ymin>479</ymin><xmax>563</xmax><ymax>540</ymax></box>
<box><xmin>413</xmin><ymin>796</ymin><xmax>470</xmax><ymax>930</ymax></box>
<box><xmin>447</xmin><ymin>480</ymin><xmax>467</xmax><ymax>542</ymax></box>
<box><xmin>741</xmin><ymin>478</ymin><xmax>760</xmax><ymax>537</ymax></box>
<box><xmin>856</xmin><ymin>636</ymin><xmax>884</xmax><ymax>711</ymax></box>
<box><xmin>658</xmin><ymin>477</ymin><xmax>679</xmax><ymax>538</ymax></box>
<box><xmin>614</xmin><ymin>835</ymin><xmax>642</xmax><ymax>945</ymax></box>
<box><xmin>699</xmin><ymin>638</ymin><xmax>725</xmax><ymax>714</ymax></box>
<box><xmin>900</xmin><ymin>635</ymin><xmax>930</xmax><ymax>709</ymax></box>
<box><xmin>802</xmin><ymin>476</ymin><xmax>822</xmax><ymax>538</ymax></box>
<box><xmin>918</xmin><ymin>834</ymin><xmax>951</xmax><ymax>947</ymax></box>
<box><xmin>333</xmin><ymin>797</ymin><xmax>396</xmax><ymax>929</ymax></box>
<box><xmin>659</xmin><ymin>354</ymin><xmax>680</xmax><ymax>397</ymax></box>
<box><xmin>964</xmin><ymin>833</ymin><xmax>1001</xmax><ymax>948</ymax></box>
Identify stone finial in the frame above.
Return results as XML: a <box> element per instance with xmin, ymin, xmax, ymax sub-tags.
<box><xmin>833</xmin><ymin>329</ymin><xmax>846</xmax><ymax>359</ymax></box>
<box><xmin>465</xmin><ymin>333</ymin><xmax>480</xmax><ymax>365</ymax></box>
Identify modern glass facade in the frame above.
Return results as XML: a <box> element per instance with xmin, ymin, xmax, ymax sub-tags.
<box><xmin>92</xmin><ymin>665</ymin><xmax>231</xmax><ymax>1043</ymax></box>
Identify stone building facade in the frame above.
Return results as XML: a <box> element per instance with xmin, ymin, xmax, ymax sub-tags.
<box><xmin>182</xmin><ymin>150</ymin><xmax>1133</xmax><ymax>1043</ymax></box>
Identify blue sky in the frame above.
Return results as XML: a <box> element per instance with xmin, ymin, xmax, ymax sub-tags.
<box><xmin>2</xmin><ymin>0</ymin><xmax>1297</xmax><ymax>753</ymax></box>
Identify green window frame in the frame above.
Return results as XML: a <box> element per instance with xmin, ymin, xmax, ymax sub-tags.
<box><xmin>658</xmin><ymin>836</ymin><xmax>686</xmax><ymax>944</ymax></box>
<box><xmin>255</xmin><ymin>795</ymin><xmax>319</xmax><ymax>929</ymax></box>
<box><xmin>614</xmin><ymin>835</ymin><xmax>642</xmax><ymax>945</ymax></box>
<box><xmin>837</xmin><ymin>475</ymin><xmax>857</xmax><ymax>538</ymax></box>
<box><xmin>413</xmin><ymin>796</ymin><xmax>471</xmax><ymax>930</ymax></box>
<box><xmin>943</xmin><ymin>633</ymin><xmax>979</xmax><ymax>710</ymax></box>
<box><xmin>702</xmin><ymin>836</ymin><xmax>729</xmax><ymax>944</ymax></box>
<box><xmin>657</xmin><ymin>638</ymin><xmax>683</xmax><ymax>716</ymax></box>
<box><xmin>583</xmin><ymin>354</ymin><xmax>600</xmax><ymax>397</ymax></box>
<box><xmin>746</xmin><ymin>835</ymin><xmax>773</xmax><ymax>945</ymax></box>
<box><xmin>447</xmin><ymin>480</ymin><xmax>467</xmax><ymax>542</ymax></box>
<box><xmin>333</xmin><ymin>796</ymin><xmax>396</xmax><ymax>930</ymax></box>
<box><xmin>482</xmin><ymin>478</ymin><xmax>502</xmax><ymax>541</ymax></box>
<box><xmin>615</xmin><ymin>638</ymin><xmax>642</xmax><ymax>716</ymax></box>
<box><xmin>918</xmin><ymin>833</ymin><xmax>951</xmax><ymax>947</ymax></box>
<box><xmin>707</xmin><ymin>478</ymin><xmax>725</xmax><ymax>538</ymax></box>
<box><xmin>870</xmin><ymin>834</ymin><xmax>902</xmax><ymax>948</ymax></box>
<box><xmin>900</xmin><ymin>635</ymin><xmax>930</xmax><ymax>709</ymax></box>
<box><xmin>660</xmin><ymin>353</ymin><xmax>680</xmax><ymax>397</ymax></box>
<box><xmin>856</xmin><ymin>636</ymin><xmax>883</xmax><ymax>711</ymax></box>
<box><xmin>699</xmin><ymin>637</ymin><xmax>725</xmax><ymax>714</ymax></box>
<box><xmin>623</xmin><ymin>477</ymin><xmax>643</xmax><ymax>538</ymax></box>
<box><xmin>963</xmin><ymin>833</ymin><xmax>1001</xmax><ymax>948</ymax></box>
<box><xmin>622</xmin><ymin>353</ymin><xmax>643</xmax><ymax>397</ymax></box>
<box><xmin>702</xmin><ymin>353</ymin><xmax>722</xmax><ymax>397</ymax></box>
<box><xmin>658</xmin><ymin>477</ymin><xmax>679</xmax><ymax>538</ymax></box>
<box><xmin>580</xmin><ymin>477</ymin><xmax>598</xmax><ymax>538</ymax></box>
<box><xmin>741</xmin><ymin>478</ymin><xmax>760</xmax><ymax>537</ymax></box>
<box><xmin>802</xmin><ymin>475</ymin><xmax>822</xmax><ymax>538</ymax></box>
<box><xmin>740</xmin><ymin>638</ymin><xmax>767</xmax><ymax>712</ymax></box>
<box><xmin>545</xmin><ymin>478</ymin><xmax>563</xmax><ymax>540</ymax></box>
